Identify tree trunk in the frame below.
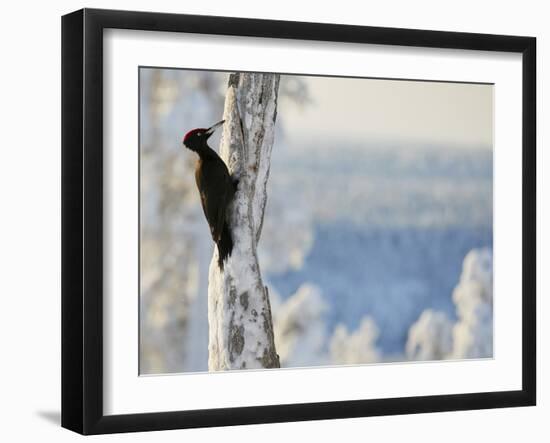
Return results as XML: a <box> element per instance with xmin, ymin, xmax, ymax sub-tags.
<box><xmin>207</xmin><ymin>73</ymin><xmax>280</xmax><ymax>371</ymax></box>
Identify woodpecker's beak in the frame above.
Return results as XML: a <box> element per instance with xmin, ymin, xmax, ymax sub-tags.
<box><xmin>205</xmin><ymin>120</ymin><xmax>225</xmax><ymax>137</ymax></box>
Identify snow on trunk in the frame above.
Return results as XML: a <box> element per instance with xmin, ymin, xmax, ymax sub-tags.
<box><xmin>208</xmin><ymin>73</ymin><xmax>281</xmax><ymax>371</ymax></box>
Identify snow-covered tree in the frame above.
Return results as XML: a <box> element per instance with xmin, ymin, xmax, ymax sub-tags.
<box><xmin>405</xmin><ymin>309</ymin><xmax>453</xmax><ymax>360</ymax></box>
<box><xmin>258</xmin><ymin>194</ymin><xmax>314</xmax><ymax>274</ymax></box>
<box><xmin>208</xmin><ymin>73</ymin><xmax>281</xmax><ymax>370</ymax></box>
<box><xmin>273</xmin><ymin>284</ymin><xmax>329</xmax><ymax>367</ymax></box>
<box><xmin>329</xmin><ymin>317</ymin><xmax>380</xmax><ymax>365</ymax></box>
<box><xmin>405</xmin><ymin>247</ymin><xmax>493</xmax><ymax>361</ymax></box>
<box><xmin>140</xmin><ymin>69</ymin><xmax>223</xmax><ymax>373</ymax></box>
<box><xmin>450</xmin><ymin>247</ymin><xmax>493</xmax><ymax>358</ymax></box>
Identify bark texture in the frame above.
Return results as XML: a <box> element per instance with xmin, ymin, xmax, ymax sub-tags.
<box><xmin>208</xmin><ymin>73</ymin><xmax>281</xmax><ymax>370</ymax></box>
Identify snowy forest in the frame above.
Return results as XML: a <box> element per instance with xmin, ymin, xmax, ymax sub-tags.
<box><xmin>139</xmin><ymin>68</ymin><xmax>494</xmax><ymax>374</ymax></box>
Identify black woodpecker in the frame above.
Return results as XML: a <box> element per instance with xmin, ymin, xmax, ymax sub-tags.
<box><xmin>182</xmin><ymin>120</ymin><xmax>236</xmax><ymax>269</ymax></box>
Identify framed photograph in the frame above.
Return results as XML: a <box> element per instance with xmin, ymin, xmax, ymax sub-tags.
<box><xmin>61</xmin><ymin>8</ymin><xmax>536</xmax><ymax>435</ymax></box>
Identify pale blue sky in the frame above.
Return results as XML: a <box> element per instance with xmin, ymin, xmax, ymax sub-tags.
<box><xmin>282</xmin><ymin>76</ymin><xmax>493</xmax><ymax>149</ymax></box>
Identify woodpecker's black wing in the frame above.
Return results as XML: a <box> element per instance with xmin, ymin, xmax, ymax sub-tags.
<box><xmin>195</xmin><ymin>156</ymin><xmax>233</xmax><ymax>244</ymax></box>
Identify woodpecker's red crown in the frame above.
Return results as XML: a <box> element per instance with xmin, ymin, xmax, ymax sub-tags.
<box><xmin>183</xmin><ymin>120</ymin><xmax>225</xmax><ymax>148</ymax></box>
<box><xmin>183</xmin><ymin>128</ymin><xmax>207</xmax><ymax>144</ymax></box>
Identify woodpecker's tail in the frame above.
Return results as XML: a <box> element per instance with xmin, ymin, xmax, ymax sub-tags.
<box><xmin>216</xmin><ymin>222</ymin><xmax>233</xmax><ymax>270</ymax></box>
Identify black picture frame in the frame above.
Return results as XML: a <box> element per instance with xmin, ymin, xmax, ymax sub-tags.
<box><xmin>61</xmin><ymin>8</ymin><xmax>536</xmax><ymax>435</ymax></box>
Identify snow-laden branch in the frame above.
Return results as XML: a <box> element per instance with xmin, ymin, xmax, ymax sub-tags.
<box><xmin>208</xmin><ymin>73</ymin><xmax>281</xmax><ymax>370</ymax></box>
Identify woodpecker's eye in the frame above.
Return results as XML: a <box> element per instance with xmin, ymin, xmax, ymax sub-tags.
<box><xmin>197</xmin><ymin>132</ymin><xmax>203</xmax><ymax>136</ymax></box>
